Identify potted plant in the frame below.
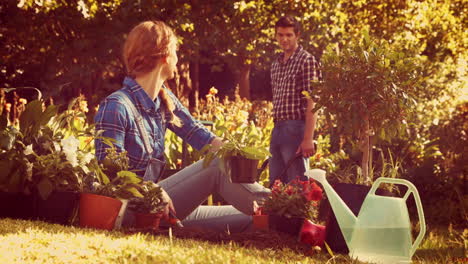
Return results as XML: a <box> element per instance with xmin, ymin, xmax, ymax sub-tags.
<box><xmin>310</xmin><ymin>29</ymin><xmax>422</xmax><ymax>184</ymax></box>
<box><xmin>203</xmin><ymin>129</ymin><xmax>270</xmax><ymax>183</ymax></box>
<box><xmin>259</xmin><ymin>178</ymin><xmax>326</xmax><ymax>246</ymax></box>
<box><xmin>128</xmin><ymin>181</ymin><xmax>167</xmax><ymax>231</ymax></box>
<box><xmin>0</xmin><ymin>100</ymin><xmax>58</xmax><ymax>220</ymax></box>
<box><xmin>80</xmin><ymin>145</ymin><xmax>144</xmax><ymax>230</ymax></box>
<box><xmin>26</xmin><ymin>99</ymin><xmax>98</xmax><ymax>225</ymax></box>
<box><xmin>308</xmin><ymin>30</ymin><xmax>422</xmax><ymax>252</ymax></box>
<box><xmin>30</xmin><ymin>134</ymin><xmax>93</xmax><ymax>225</ymax></box>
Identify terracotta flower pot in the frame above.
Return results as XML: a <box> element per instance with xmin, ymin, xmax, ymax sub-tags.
<box><xmin>299</xmin><ymin>220</ymin><xmax>326</xmax><ymax>246</ymax></box>
<box><xmin>79</xmin><ymin>193</ymin><xmax>122</xmax><ymax>230</ymax></box>
<box><xmin>134</xmin><ymin>212</ymin><xmax>163</xmax><ymax>231</ymax></box>
<box><xmin>253</xmin><ymin>215</ymin><xmax>269</xmax><ymax>231</ymax></box>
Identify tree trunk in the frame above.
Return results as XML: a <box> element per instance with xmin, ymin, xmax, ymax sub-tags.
<box><xmin>238</xmin><ymin>63</ymin><xmax>251</xmax><ymax>100</ymax></box>
<box><xmin>189</xmin><ymin>61</ymin><xmax>200</xmax><ymax>114</ymax></box>
<box><xmin>369</xmin><ymin>135</ymin><xmax>374</xmax><ymax>182</ymax></box>
<box><xmin>360</xmin><ymin>119</ymin><xmax>371</xmax><ymax>185</ymax></box>
<box><xmin>166</xmin><ymin>61</ymin><xmax>191</xmax><ymax>105</ymax></box>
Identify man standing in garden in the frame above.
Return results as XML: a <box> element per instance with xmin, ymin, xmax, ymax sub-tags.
<box><xmin>269</xmin><ymin>15</ymin><xmax>321</xmax><ymax>186</ymax></box>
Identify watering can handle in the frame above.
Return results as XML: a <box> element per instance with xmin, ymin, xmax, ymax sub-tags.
<box><xmin>369</xmin><ymin>178</ymin><xmax>426</xmax><ymax>257</ymax></box>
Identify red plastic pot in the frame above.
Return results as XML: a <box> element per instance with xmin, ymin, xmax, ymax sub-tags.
<box><xmin>299</xmin><ymin>219</ymin><xmax>326</xmax><ymax>247</ymax></box>
<box><xmin>79</xmin><ymin>193</ymin><xmax>122</xmax><ymax>230</ymax></box>
<box><xmin>134</xmin><ymin>212</ymin><xmax>163</xmax><ymax>231</ymax></box>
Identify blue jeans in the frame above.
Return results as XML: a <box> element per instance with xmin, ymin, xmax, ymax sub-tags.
<box><xmin>157</xmin><ymin>158</ymin><xmax>271</xmax><ymax>233</ymax></box>
<box><xmin>269</xmin><ymin>120</ymin><xmax>309</xmax><ymax>186</ymax></box>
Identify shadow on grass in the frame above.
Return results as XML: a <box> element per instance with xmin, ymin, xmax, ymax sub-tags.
<box><xmin>415</xmin><ymin>247</ymin><xmax>466</xmax><ymax>261</ymax></box>
<box><xmin>127</xmin><ymin>226</ymin><xmax>316</xmax><ymax>255</ymax></box>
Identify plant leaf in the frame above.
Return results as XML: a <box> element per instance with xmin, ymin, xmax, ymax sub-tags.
<box><xmin>37</xmin><ymin>177</ymin><xmax>54</xmax><ymax>200</ymax></box>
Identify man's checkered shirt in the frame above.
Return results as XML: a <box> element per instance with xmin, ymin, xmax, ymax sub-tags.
<box><xmin>271</xmin><ymin>45</ymin><xmax>321</xmax><ymax>122</ymax></box>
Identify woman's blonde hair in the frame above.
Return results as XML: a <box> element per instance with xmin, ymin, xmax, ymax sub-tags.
<box><xmin>123</xmin><ymin>20</ymin><xmax>181</xmax><ymax>126</ymax></box>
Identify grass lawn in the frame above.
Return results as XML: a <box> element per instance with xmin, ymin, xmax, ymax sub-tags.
<box><xmin>0</xmin><ymin>218</ymin><xmax>465</xmax><ymax>263</ymax></box>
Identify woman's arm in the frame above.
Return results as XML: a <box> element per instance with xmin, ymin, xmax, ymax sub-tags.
<box><xmin>166</xmin><ymin>90</ymin><xmax>217</xmax><ymax>150</ymax></box>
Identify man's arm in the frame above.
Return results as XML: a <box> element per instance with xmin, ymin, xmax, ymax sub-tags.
<box><xmin>297</xmin><ymin>55</ymin><xmax>320</xmax><ymax>157</ymax></box>
<box><xmin>297</xmin><ymin>98</ymin><xmax>317</xmax><ymax>157</ymax></box>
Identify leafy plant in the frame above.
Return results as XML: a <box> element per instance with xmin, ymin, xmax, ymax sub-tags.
<box><xmin>262</xmin><ymin>178</ymin><xmax>323</xmax><ymax>220</ymax></box>
<box><xmin>310</xmin><ymin>29</ymin><xmax>423</xmax><ymax>183</ymax></box>
<box><xmin>0</xmin><ymin>100</ymin><xmax>59</xmax><ymax>194</ymax></box>
<box><xmin>202</xmin><ymin>129</ymin><xmax>270</xmax><ymax>175</ymax></box>
<box><xmin>128</xmin><ymin>181</ymin><xmax>167</xmax><ymax>214</ymax></box>
<box><xmin>23</xmin><ymin>99</ymin><xmax>97</xmax><ymax>199</ymax></box>
<box><xmin>88</xmin><ymin>145</ymin><xmax>144</xmax><ymax>200</ymax></box>
<box><xmin>31</xmin><ymin>134</ymin><xmax>94</xmax><ymax>200</ymax></box>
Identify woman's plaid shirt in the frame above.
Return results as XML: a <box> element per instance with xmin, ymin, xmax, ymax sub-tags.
<box><xmin>271</xmin><ymin>45</ymin><xmax>321</xmax><ymax>122</ymax></box>
<box><xmin>94</xmin><ymin>77</ymin><xmax>215</xmax><ymax>177</ymax></box>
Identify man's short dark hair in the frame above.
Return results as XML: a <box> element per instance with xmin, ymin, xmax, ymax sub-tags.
<box><xmin>275</xmin><ymin>16</ymin><xmax>301</xmax><ymax>35</ymax></box>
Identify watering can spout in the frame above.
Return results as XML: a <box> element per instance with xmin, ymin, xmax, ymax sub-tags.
<box><xmin>305</xmin><ymin>169</ymin><xmax>357</xmax><ymax>246</ymax></box>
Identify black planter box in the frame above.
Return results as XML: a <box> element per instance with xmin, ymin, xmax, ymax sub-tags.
<box><xmin>320</xmin><ymin>183</ymin><xmax>393</xmax><ymax>253</ymax></box>
<box><xmin>0</xmin><ymin>192</ymin><xmax>36</xmax><ymax>220</ymax></box>
<box><xmin>269</xmin><ymin>215</ymin><xmax>304</xmax><ymax>237</ymax></box>
<box><xmin>228</xmin><ymin>156</ymin><xmax>259</xmax><ymax>183</ymax></box>
<box><xmin>36</xmin><ymin>191</ymin><xmax>80</xmax><ymax>225</ymax></box>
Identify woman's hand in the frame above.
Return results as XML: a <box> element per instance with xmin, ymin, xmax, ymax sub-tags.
<box><xmin>161</xmin><ymin>188</ymin><xmax>175</xmax><ymax>220</ymax></box>
<box><xmin>209</xmin><ymin>137</ymin><xmax>224</xmax><ymax>152</ymax></box>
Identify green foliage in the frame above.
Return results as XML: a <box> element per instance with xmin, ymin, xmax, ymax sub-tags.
<box><xmin>313</xmin><ymin>30</ymin><xmax>422</xmax><ymax>141</ymax></box>
<box><xmin>2</xmin><ymin>0</ymin><xmax>464</xmax><ymax>108</ymax></box>
<box><xmin>90</xmin><ymin>146</ymin><xmax>144</xmax><ymax>200</ymax></box>
<box><xmin>18</xmin><ymin>101</ymin><xmax>58</xmax><ymax>140</ymax></box>
<box><xmin>0</xmin><ymin>138</ymin><xmax>30</xmax><ymax>193</ymax></box>
<box><xmin>309</xmin><ymin>134</ymin><xmax>349</xmax><ymax>174</ymax></box>
<box><xmin>0</xmin><ymin>99</ymin><xmax>93</xmax><ymax>196</ymax></box>
<box><xmin>100</xmin><ymin>145</ymin><xmax>129</xmax><ymax>178</ymax></box>
<box><xmin>202</xmin><ymin>128</ymin><xmax>270</xmax><ymax>176</ymax></box>
<box><xmin>310</xmin><ymin>29</ymin><xmax>425</xmax><ymax>182</ymax></box>
<box><xmin>91</xmin><ymin>170</ymin><xmax>143</xmax><ymax>200</ymax></box>
<box><xmin>128</xmin><ymin>181</ymin><xmax>167</xmax><ymax>214</ymax></box>
<box><xmin>402</xmin><ymin>102</ymin><xmax>468</xmax><ymax>227</ymax></box>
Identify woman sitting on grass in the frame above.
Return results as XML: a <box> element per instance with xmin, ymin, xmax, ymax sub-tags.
<box><xmin>94</xmin><ymin>20</ymin><xmax>270</xmax><ymax>232</ymax></box>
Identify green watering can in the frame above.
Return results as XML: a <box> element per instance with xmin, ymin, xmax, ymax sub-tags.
<box><xmin>305</xmin><ymin>169</ymin><xmax>426</xmax><ymax>264</ymax></box>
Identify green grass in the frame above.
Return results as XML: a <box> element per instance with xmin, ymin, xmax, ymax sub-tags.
<box><xmin>0</xmin><ymin>218</ymin><xmax>465</xmax><ymax>263</ymax></box>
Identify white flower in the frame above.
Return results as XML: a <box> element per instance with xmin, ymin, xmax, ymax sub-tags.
<box><xmin>61</xmin><ymin>136</ymin><xmax>80</xmax><ymax>167</ymax></box>
<box><xmin>61</xmin><ymin>136</ymin><xmax>80</xmax><ymax>153</ymax></box>
<box><xmin>65</xmin><ymin>151</ymin><xmax>79</xmax><ymax>167</ymax></box>
<box><xmin>81</xmin><ymin>152</ymin><xmax>94</xmax><ymax>165</ymax></box>
<box><xmin>24</xmin><ymin>144</ymin><xmax>33</xmax><ymax>155</ymax></box>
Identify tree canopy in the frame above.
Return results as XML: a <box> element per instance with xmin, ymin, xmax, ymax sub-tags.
<box><xmin>1</xmin><ymin>0</ymin><xmax>465</xmax><ymax>107</ymax></box>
